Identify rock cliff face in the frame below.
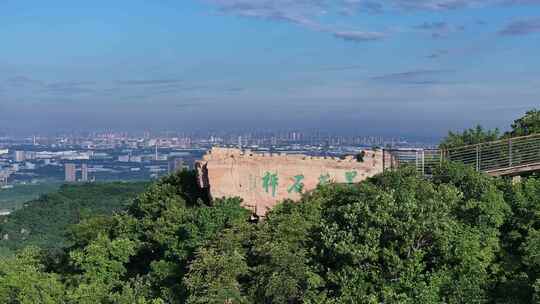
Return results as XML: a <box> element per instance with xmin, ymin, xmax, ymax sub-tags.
<box><xmin>196</xmin><ymin>148</ymin><xmax>384</xmax><ymax>216</ymax></box>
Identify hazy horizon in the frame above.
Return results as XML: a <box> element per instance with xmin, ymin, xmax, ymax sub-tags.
<box><xmin>1</xmin><ymin>1</ymin><xmax>539</xmax><ymax>138</ymax></box>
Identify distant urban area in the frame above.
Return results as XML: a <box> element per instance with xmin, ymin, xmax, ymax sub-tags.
<box><xmin>0</xmin><ymin>131</ymin><xmax>429</xmax><ymax>188</ymax></box>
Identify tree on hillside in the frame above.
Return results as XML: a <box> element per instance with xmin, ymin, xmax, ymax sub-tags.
<box><xmin>492</xmin><ymin>176</ymin><xmax>540</xmax><ymax>303</ymax></box>
<box><xmin>185</xmin><ymin>196</ymin><xmax>325</xmax><ymax>304</ymax></box>
<box><xmin>439</xmin><ymin>109</ymin><xmax>540</xmax><ymax>150</ymax></box>
<box><xmin>80</xmin><ymin>170</ymin><xmax>251</xmax><ymax>303</ymax></box>
<box><xmin>245</xmin><ymin>199</ymin><xmax>324</xmax><ymax>303</ymax></box>
<box><xmin>312</xmin><ymin>167</ymin><xmax>508</xmax><ymax>303</ymax></box>
<box><xmin>439</xmin><ymin>125</ymin><xmax>500</xmax><ymax>149</ymax></box>
<box><xmin>0</xmin><ymin>247</ymin><xmax>66</xmax><ymax>303</ymax></box>
<box><xmin>184</xmin><ymin>224</ymin><xmax>251</xmax><ymax>304</ymax></box>
<box><xmin>507</xmin><ymin>109</ymin><xmax>540</xmax><ymax>137</ymax></box>
<box><xmin>0</xmin><ymin>170</ymin><xmax>236</xmax><ymax>304</ymax></box>
<box><xmin>0</xmin><ymin>182</ymin><xmax>148</xmax><ymax>253</ymax></box>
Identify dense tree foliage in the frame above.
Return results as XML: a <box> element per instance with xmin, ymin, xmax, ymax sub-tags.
<box><xmin>0</xmin><ymin>183</ymin><xmax>61</xmax><ymax>211</ymax></box>
<box><xmin>0</xmin><ymin>247</ymin><xmax>66</xmax><ymax>303</ymax></box>
<box><xmin>493</xmin><ymin>177</ymin><xmax>540</xmax><ymax>303</ymax></box>
<box><xmin>440</xmin><ymin>109</ymin><xmax>540</xmax><ymax>149</ymax></box>
<box><xmin>0</xmin><ymin>166</ymin><xmax>539</xmax><ymax>303</ymax></box>
<box><xmin>0</xmin><ymin>182</ymin><xmax>148</xmax><ymax>254</ymax></box>
<box><xmin>507</xmin><ymin>109</ymin><xmax>540</xmax><ymax>137</ymax></box>
<box><xmin>439</xmin><ymin>125</ymin><xmax>500</xmax><ymax>149</ymax></box>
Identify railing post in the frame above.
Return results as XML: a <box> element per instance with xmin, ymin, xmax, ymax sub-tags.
<box><xmin>415</xmin><ymin>150</ymin><xmax>419</xmax><ymax>172</ymax></box>
<box><xmin>476</xmin><ymin>145</ymin><xmax>481</xmax><ymax>172</ymax></box>
<box><xmin>509</xmin><ymin>138</ymin><xmax>513</xmax><ymax>167</ymax></box>
<box><xmin>422</xmin><ymin>150</ymin><xmax>425</xmax><ymax>176</ymax></box>
<box><xmin>382</xmin><ymin>149</ymin><xmax>386</xmax><ymax>171</ymax></box>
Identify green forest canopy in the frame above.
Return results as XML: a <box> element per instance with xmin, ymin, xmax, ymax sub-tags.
<box><xmin>0</xmin><ymin>183</ymin><xmax>62</xmax><ymax>211</ymax></box>
<box><xmin>0</xmin><ymin>182</ymin><xmax>148</xmax><ymax>255</ymax></box>
<box><xmin>440</xmin><ymin>109</ymin><xmax>540</xmax><ymax>149</ymax></box>
<box><xmin>0</xmin><ymin>166</ymin><xmax>539</xmax><ymax>303</ymax></box>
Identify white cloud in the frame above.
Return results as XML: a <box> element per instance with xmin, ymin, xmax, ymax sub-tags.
<box><xmin>204</xmin><ymin>0</ymin><xmax>386</xmax><ymax>42</ymax></box>
<box><xmin>333</xmin><ymin>30</ymin><xmax>385</xmax><ymax>41</ymax></box>
<box><xmin>203</xmin><ymin>0</ymin><xmax>538</xmax><ymax>42</ymax></box>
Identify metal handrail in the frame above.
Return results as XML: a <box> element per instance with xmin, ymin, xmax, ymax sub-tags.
<box><xmin>385</xmin><ymin>133</ymin><xmax>540</xmax><ymax>176</ymax></box>
<box><xmin>443</xmin><ymin>133</ymin><xmax>540</xmax><ymax>151</ymax></box>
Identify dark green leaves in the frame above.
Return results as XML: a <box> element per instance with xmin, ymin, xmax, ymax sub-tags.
<box><xmin>2</xmin><ymin>167</ymin><xmax>540</xmax><ymax>303</ymax></box>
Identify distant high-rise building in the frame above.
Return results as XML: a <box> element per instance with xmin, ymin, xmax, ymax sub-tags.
<box><xmin>81</xmin><ymin>163</ymin><xmax>88</xmax><ymax>182</ymax></box>
<box><xmin>0</xmin><ymin>171</ymin><xmax>9</xmax><ymax>186</ymax></box>
<box><xmin>14</xmin><ymin>151</ymin><xmax>25</xmax><ymax>162</ymax></box>
<box><xmin>130</xmin><ymin>155</ymin><xmax>142</xmax><ymax>163</ymax></box>
<box><xmin>118</xmin><ymin>155</ymin><xmax>130</xmax><ymax>162</ymax></box>
<box><xmin>65</xmin><ymin>163</ymin><xmax>77</xmax><ymax>182</ymax></box>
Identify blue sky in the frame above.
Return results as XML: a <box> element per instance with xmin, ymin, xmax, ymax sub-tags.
<box><xmin>0</xmin><ymin>0</ymin><xmax>539</xmax><ymax>138</ymax></box>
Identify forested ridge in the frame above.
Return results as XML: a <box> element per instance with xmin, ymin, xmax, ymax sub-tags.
<box><xmin>0</xmin><ymin>182</ymin><xmax>148</xmax><ymax>255</ymax></box>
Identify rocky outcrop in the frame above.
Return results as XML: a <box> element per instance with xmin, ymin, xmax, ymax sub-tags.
<box><xmin>196</xmin><ymin>148</ymin><xmax>384</xmax><ymax>216</ymax></box>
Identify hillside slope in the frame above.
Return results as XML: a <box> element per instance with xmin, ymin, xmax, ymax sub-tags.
<box><xmin>0</xmin><ymin>182</ymin><xmax>148</xmax><ymax>254</ymax></box>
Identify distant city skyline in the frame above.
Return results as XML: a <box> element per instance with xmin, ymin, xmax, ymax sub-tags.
<box><xmin>0</xmin><ymin>129</ymin><xmax>440</xmax><ymax>144</ymax></box>
<box><xmin>1</xmin><ymin>1</ymin><xmax>539</xmax><ymax>137</ymax></box>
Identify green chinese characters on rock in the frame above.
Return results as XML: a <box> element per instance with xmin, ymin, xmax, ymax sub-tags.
<box><xmin>345</xmin><ymin>171</ymin><xmax>358</xmax><ymax>184</ymax></box>
<box><xmin>288</xmin><ymin>174</ymin><xmax>305</xmax><ymax>194</ymax></box>
<box><xmin>262</xmin><ymin>171</ymin><xmax>279</xmax><ymax>197</ymax></box>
